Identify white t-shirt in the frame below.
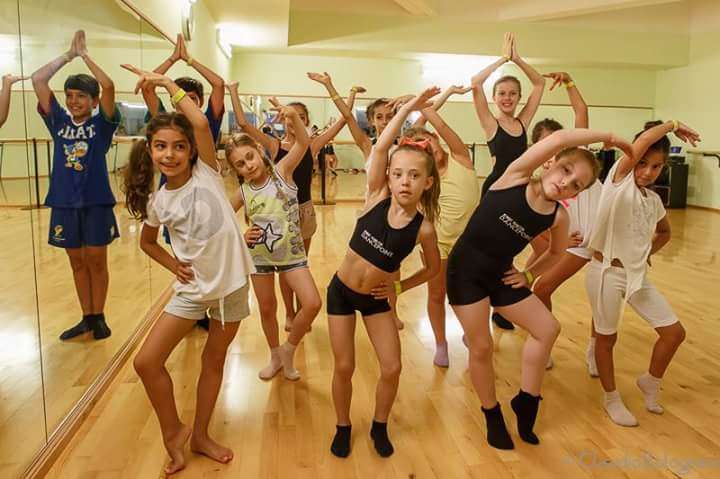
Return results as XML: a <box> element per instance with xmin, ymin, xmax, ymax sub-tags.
<box><xmin>565</xmin><ymin>179</ymin><xmax>602</xmax><ymax>258</ymax></box>
<box><xmin>589</xmin><ymin>161</ymin><xmax>666</xmax><ymax>298</ymax></box>
<box><xmin>145</xmin><ymin>160</ymin><xmax>255</xmax><ymax>301</ymax></box>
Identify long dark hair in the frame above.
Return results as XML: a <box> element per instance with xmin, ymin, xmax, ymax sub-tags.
<box><xmin>123</xmin><ymin>112</ymin><xmax>196</xmax><ymax>220</ymax></box>
<box><xmin>634</xmin><ymin>120</ymin><xmax>671</xmax><ymax>158</ymax></box>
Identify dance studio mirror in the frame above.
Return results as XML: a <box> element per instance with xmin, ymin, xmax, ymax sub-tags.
<box><xmin>15</xmin><ymin>0</ymin><xmax>151</xmax><ymax>438</ymax></box>
<box><xmin>0</xmin><ymin>1</ymin><xmax>47</xmax><ymax>476</ymax></box>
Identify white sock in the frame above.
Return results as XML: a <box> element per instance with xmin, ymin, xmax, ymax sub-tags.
<box><xmin>586</xmin><ymin>339</ymin><xmax>599</xmax><ymax>377</ymax></box>
<box><xmin>434</xmin><ymin>341</ymin><xmax>449</xmax><ymax>368</ymax></box>
<box><xmin>637</xmin><ymin>372</ymin><xmax>664</xmax><ymax>414</ymax></box>
<box><xmin>604</xmin><ymin>390</ymin><xmax>638</xmax><ymax>426</ymax></box>
<box><xmin>279</xmin><ymin>342</ymin><xmax>300</xmax><ymax>381</ymax></box>
<box><xmin>258</xmin><ymin>347</ymin><xmax>282</xmax><ymax>380</ymax></box>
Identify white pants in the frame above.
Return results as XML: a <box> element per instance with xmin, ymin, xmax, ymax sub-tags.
<box><xmin>585</xmin><ymin>259</ymin><xmax>678</xmax><ymax>335</ymax></box>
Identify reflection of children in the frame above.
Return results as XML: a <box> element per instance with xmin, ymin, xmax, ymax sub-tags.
<box><xmin>122</xmin><ymin>66</ymin><xmax>255</xmax><ymax>475</ymax></box>
<box><xmin>0</xmin><ymin>74</ymin><xmax>25</xmax><ymax>129</ymax></box>
<box><xmin>31</xmin><ymin>30</ymin><xmax>120</xmax><ymax>341</ymax></box>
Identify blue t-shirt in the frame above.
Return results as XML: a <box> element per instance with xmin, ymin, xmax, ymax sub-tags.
<box><xmin>147</xmin><ymin>99</ymin><xmax>224</xmax><ymax>143</ymax></box>
<box><xmin>40</xmin><ymin>95</ymin><xmax>120</xmax><ymax>208</ymax></box>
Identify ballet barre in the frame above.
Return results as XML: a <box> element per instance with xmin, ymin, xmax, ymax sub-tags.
<box><xmin>687</xmin><ymin>149</ymin><xmax>720</xmax><ymax>168</ymax></box>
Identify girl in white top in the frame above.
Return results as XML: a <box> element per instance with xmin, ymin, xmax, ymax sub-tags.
<box><xmin>586</xmin><ymin>120</ymin><xmax>700</xmax><ymax>427</ymax></box>
<box><xmin>122</xmin><ymin>66</ymin><xmax>254</xmax><ymax>474</ymax></box>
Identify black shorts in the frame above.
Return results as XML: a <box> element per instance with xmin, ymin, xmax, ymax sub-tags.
<box><xmin>326</xmin><ymin>274</ymin><xmax>391</xmax><ymax>317</ymax></box>
<box><xmin>446</xmin><ymin>247</ymin><xmax>532</xmax><ymax>307</ymax></box>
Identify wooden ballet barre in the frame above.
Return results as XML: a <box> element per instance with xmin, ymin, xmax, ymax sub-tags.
<box><xmin>687</xmin><ymin>149</ymin><xmax>720</xmax><ymax>168</ymax></box>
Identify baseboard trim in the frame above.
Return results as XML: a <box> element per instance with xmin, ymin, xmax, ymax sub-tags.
<box><xmin>688</xmin><ymin>204</ymin><xmax>720</xmax><ymax>213</ymax></box>
<box><xmin>21</xmin><ymin>285</ymin><xmax>174</xmax><ymax>479</ymax></box>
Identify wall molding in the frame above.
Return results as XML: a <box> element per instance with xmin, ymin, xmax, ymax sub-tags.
<box><xmin>21</xmin><ymin>285</ymin><xmax>174</xmax><ymax>479</ymax></box>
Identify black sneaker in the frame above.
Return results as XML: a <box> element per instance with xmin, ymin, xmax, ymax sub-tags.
<box><xmin>59</xmin><ymin>316</ymin><xmax>91</xmax><ymax>340</ymax></box>
<box><xmin>88</xmin><ymin>314</ymin><xmax>112</xmax><ymax>340</ymax></box>
<box><xmin>196</xmin><ymin>315</ymin><xmax>210</xmax><ymax>331</ymax></box>
<box><xmin>492</xmin><ymin>312</ymin><xmax>515</xmax><ymax>330</ymax></box>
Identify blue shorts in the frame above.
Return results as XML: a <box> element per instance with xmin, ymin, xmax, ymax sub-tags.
<box><xmin>48</xmin><ymin>206</ymin><xmax>120</xmax><ymax>249</ymax></box>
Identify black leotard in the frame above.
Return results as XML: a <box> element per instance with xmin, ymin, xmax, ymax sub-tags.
<box><xmin>274</xmin><ymin>140</ymin><xmax>313</xmax><ymax>204</ymax></box>
<box><xmin>482</xmin><ymin>120</ymin><xmax>528</xmax><ymax>197</ymax></box>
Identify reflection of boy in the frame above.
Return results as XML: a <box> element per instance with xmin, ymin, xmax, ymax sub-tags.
<box><xmin>140</xmin><ymin>34</ymin><xmax>225</xmax><ymax>331</ymax></box>
<box><xmin>31</xmin><ymin>30</ymin><xmax>121</xmax><ymax>341</ymax></box>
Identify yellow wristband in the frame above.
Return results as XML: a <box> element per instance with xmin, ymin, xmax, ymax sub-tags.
<box><xmin>503</xmin><ymin>55</ymin><xmax>511</xmax><ymax>61</ymax></box>
<box><xmin>393</xmin><ymin>280</ymin><xmax>403</xmax><ymax>296</ymax></box>
<box><xmin>565</xmin><ymin>80</ymin><xmax>576</xmax><ymax>89</ymax></box>
<box><xmin>171</xmin><ymin>88</ymin><xmax>187</xmax><ymax>106</ymax></box>
<box><xmin>523</xmin><ymin>270</ymin><xmax>534</xmax><ymax>286</ymax></box>
<box><xmin>186</xmin><ymin>56</ymin><xmax>194</xmax><ymax>67</ymax></box>
<box><xmin>330</xmin><ymin>95</ymin><xmax>341</xmax><ymax>101</ymax></box>
<box><xmin>671</xmin><ymin>119</ymin><xmax>679</xmax><ymax>132</ymax></box>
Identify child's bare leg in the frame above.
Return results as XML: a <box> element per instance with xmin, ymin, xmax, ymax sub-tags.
<box><xmin>133</xmin><ymin>313</ymin><xmax>196</xmax><ymax>474</ymax></box>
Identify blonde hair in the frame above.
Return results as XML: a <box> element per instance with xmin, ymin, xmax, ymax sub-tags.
<box><xmin>388</xmin><ymin>145</ymin><xmax>441</xmax><ymax>223</ymax></box>
<box><xmin>555</xmin><ymin>147</ymin><xmax>601</xmax><ymax>189</ymax></box>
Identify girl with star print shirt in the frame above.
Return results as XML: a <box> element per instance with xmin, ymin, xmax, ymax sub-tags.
<box><xmin>41</xmin><ymin>94</ymin><xmax>120</xmax><ymax>208</ymax></box>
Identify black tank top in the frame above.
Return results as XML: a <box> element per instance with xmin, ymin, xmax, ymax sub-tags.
<box><xmin>348</xmin><ymin>197</ymin><xmax>424</xmax><ymax>273</ymax></box>
<box><xmin>455</xmin><ymin>183</ymin><xmax>558</xmax><ymax>272</ymax></box>
<box><xmin>483</xmin><ymin>120</ymin><xmax>528</xmax><ymax>196</ymax></box>
<box><xmin>274</xmin><ymin>140</ymin><xmax>313</xmax><ymax>204</ymax></box>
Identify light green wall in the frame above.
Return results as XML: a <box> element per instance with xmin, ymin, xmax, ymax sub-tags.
<box><xmin>231</xmin><ymin>51</ymin><xmax>654</xmax><ymax>177</ymax></box>
<box><xmin>655</xmin><ymin>30</ymin><xmax>720</xmax><ymax>209</ymax></box>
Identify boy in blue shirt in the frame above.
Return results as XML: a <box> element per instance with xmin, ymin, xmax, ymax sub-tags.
<box><xmin>141</xmin><ymin>34</ymin><xmax>226</xmax><ymax>331</ymax></box>
<box><xmin>31</xmin><ymin>30</ymin><xmax>120</xmax><ymax>341</ymax></box>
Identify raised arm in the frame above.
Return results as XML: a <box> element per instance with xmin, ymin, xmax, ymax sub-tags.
<box><xmin>124</xmin><ymin>65</ymin><xmax>217</xmax><ymax>171</ymax></box>
<box><xmin>0</xmin><ymin>75</ymin><xmax>24</xmax><ymax>128</ymax></box>
<box><xmin>471</xmin><ymin>33</ymin><xmax>513</xmax><ymax>137</ymax></box>
<box><xmin>141</xmin><ymin>34</ymin><xmax>182</xmax><ymax>118</ymax></box>
<box><xmin>614</xmin><ymin>121</ymin><xmax>700</xmax><ymax>182</ymax></box>
<box><xmin>226</xmin><ymin>81</ymin><xmax>278</xmax><ymax>158</ymax></box>
<box><xmin>272</xmin><ymin>99</ymin><xmax>310</xmax><ymax>181</ymax></box>
<box><xmin>366</xmin><ymin>87</ymin><xmax>440</xmax><ymax>195</ymax></box>
<box><xmin>308</xmin><ymin>72</ymin><xmax>373</xmax><ymax>158</ymax></box>
<box><xmin>74</xmin><ymin>31</ymin><xmax>115</xmax><ymax>118</ymax></box>
<box><xmin>310</xmin><ymin>87</ymin><xmax>358</xmax><ymax>157</ymax></box>
<box><xmin>512</xmin><ymin>37</ymin><xmax>546</xmax><ymax>128</ymax></box>
<box><xmin>412</xmin><ymin>84</ymin><xmax>471</xmax><ymax>128</ymax></box>
<box><xmin>420</xmin><ymin>107</ymin><xmax>471</xmax><ymax>167</ymax></box>
<box><xmin>545</xmin><ymin>71</ymin><xmax>588</xmax><ymax>128</ymax></box>
<box><xmin>178</xmin><ymin>34</ymin><xmax>224</xmax><ymax>119</ymax></box>
<box><xmin>505</xmin><ymin>128</ymin><xmax>632</xmax><ymax>181</ymax></box>
<box><xmin>31</xmin><ymin>31</ymin><xmax>83</xmax><ymax>113</ymax></box>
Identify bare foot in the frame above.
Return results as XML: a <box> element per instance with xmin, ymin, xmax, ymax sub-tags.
<box><xmin>163</xmin><ymin>424</ymin><xmax>192</xmax><ymax>475</ymax></box>
<box><xmin>191</xmin><ymin>435</ymin><xmax>234</xmax><ymax>464</ymax></box>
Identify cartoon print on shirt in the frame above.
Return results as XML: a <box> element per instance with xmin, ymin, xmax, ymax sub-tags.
<box><xmin>63</xmin><ymin>141</ymin><xmax>88</xmax><ymax>171</ymax></box>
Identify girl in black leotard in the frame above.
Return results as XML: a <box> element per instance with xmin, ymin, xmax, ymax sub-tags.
<box><xmin>472</xmin><ymin>32</ymin><xmax>546</xmax><ymax>330</ymax></box>
<box><xmin>326</xmin><ymin>88</ymin><xmax>441</xmax><ymax>459</ymax></box>
<box><xmin>446</xmin><ymin>128</ymin><xmax>633</xmax><ymax>451</ymax></box>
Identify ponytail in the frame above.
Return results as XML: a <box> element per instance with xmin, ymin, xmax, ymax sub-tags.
<box><xmin>123</xmin><ymin>139</ymin><xmax>154</xmax><ymax>220</ymax></box>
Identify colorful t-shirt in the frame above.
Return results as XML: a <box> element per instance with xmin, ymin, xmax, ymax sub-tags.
<box><xmin>239</xmin><ymin>173</ymin><xmax>306</xmax><ymax>267</ymax></box>
<box><xmin>39</xmin><ymin>94</ymin><xmax>120</xmax><ymax>208</ymax></box>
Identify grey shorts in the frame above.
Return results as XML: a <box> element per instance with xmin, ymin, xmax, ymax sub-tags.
<box><xmin>164</xmin><ymin>283</ymin><xmax>251</xmax><ymax>323</ymax></box>
<box><xmin>253</xmin><ymin>261</ymin><xmax>308</xmax><ymax>275</ymax></box>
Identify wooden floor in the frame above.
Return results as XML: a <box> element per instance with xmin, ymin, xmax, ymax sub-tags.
<box><xmin>33</xmin><ymin>202</ymin><xmax>720</xmax><ymax>479</ymax></box>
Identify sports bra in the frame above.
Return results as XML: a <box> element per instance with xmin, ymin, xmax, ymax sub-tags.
<box><xmin>348</xmin><ymin>197</ymin><xmax>423</xmax><ymax>273</ymax></box>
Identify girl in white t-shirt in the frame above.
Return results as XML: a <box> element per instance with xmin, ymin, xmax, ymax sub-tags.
<box><xmin>586</xmin><ymin>120</ymin><xmax>700</xmax><ymax>427</ymax></box>
<box><xmin>122</xmin><ymin>66</ymin><xmax>254</xmax><ymax>475</ymax></box>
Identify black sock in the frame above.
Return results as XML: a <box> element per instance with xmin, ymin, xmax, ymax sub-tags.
<box><xmin>511</xmin><ymin>390</ymin><xmax>542</xmax><ymax>445</ymax></box>
<box><xmin>88</xmin><ymin>313</ymin><xmax>112</xmax><ymax>340</ymax></box>
<box><xmin>481</xmin><ymin>403</ymin><xmax>514</xmax><ymax>450</ymax></box>
<box><xmin>370</xmin><ymin>420</ymin><xmax>394</xmax><ymax>457</ymax></box>
<box><xmin>330</xmin><ymin>425</ymin><xmax>352</xmax><ymax>458</ymax></box>
<box><xmin>59</xmin><ymin>315</ymin><xmax>92</xmax><ymax>340</ymax></box>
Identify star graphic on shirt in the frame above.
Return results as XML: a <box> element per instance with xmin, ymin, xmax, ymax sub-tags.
<box><xmin>257</xmin><ymin>223</ymin><xmax>283</xmax><ymax>253</ymax></box>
